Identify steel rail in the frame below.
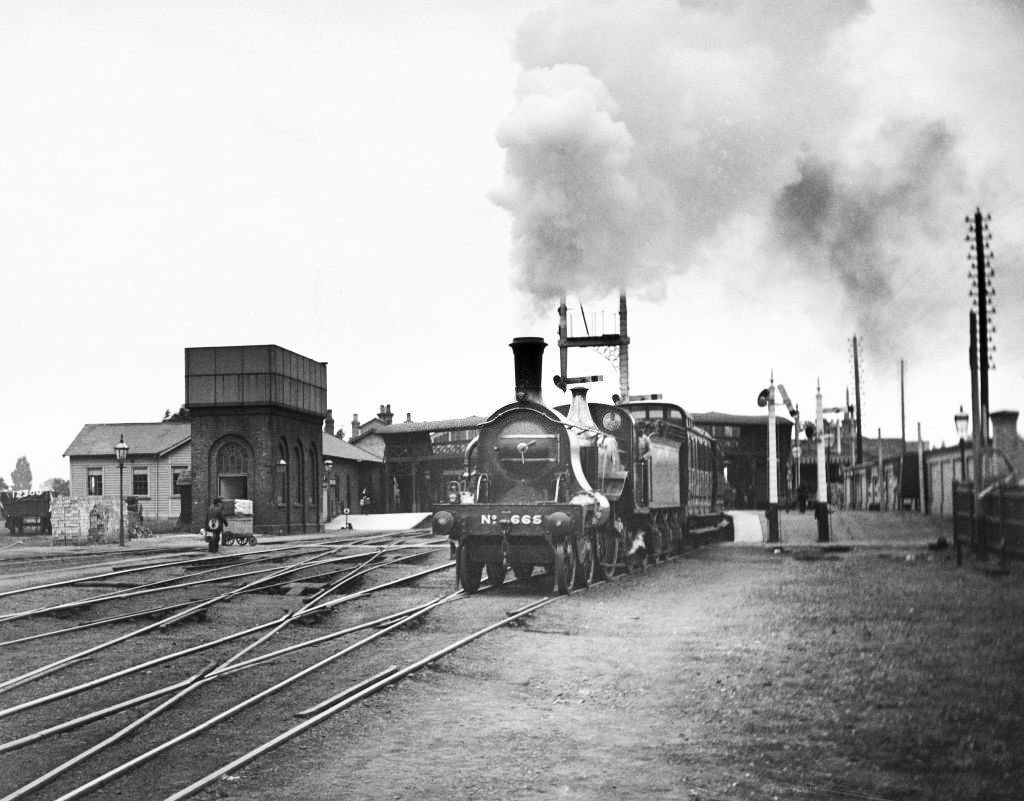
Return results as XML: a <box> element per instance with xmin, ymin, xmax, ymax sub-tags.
<box><xmin>0</xmin><ymin>559</ymin><xmax>454</xmax><ymax>721</ymax></box>
<box><xmin>0</xmin><ymin>555</ymin><xmax>335</xmax><ymax>624</ymax></box>
<box><xmin>0</xmin><ymin>600</ymin><xmax>199</xmax><ymax>647</ymax></box>
<box><xmin>10</xmin><ymin>593</ymin><xmax>460</xmax><ymax>801</ymax></box>
<box><xmin>0</xmin><ymin>545</ymin><xmax>398</xmax><ymax>625</ymax></box>
<box><xmin>160</xmin><ymin>595</ymin><xmax>559</xmax><ymax>801</ymax></box>
<box><xmin>0</xmin><ymin>550</ymin><xmax>398</xmax><ymax>801</ymax></box>
<box><xmin>0</xmin><ymin>543</ymin><xmax>356</xmax><ymax>695</ymax></box>
<box><xmin>0</xmin><ymin>602</ymin><xmax>433</xmax><ymax>754</ymax></box>
<box><xmin>0</xmin><ymin>543</ymin><xmax>339</xmax><ymax>601</ymax></box>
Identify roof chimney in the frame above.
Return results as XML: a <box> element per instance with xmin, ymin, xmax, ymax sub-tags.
<box><xmin>406</xmin><ymin>412</ymin><xmax>412</xmax><ymax>423</ymax></box>
<box><xmin>381</xmin><ymin>404</ymin><xmax>394</xmax><ymax>425</ymax></box>
<box><xmin>510</xmin><ymin>337</ymin><xmax>547</xmax><ymax>404</ymax></box>
<box><xmin>351</xmin><ymin>413</ymin><xmax>361</xmax><ymax>440</ymax></box>
<box><xmin>324</xmin><ymin>409</ymin><xmax>335</xmax><ymax>436</ymax></box>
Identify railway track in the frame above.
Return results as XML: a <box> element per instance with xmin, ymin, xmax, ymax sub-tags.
<box><xmin>0</xmin><ymin>528</ymin><xmax>644</xmax><ymax>800</ymax></box>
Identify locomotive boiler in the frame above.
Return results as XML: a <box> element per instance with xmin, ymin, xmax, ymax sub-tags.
<box><xmin>431</xmin><ymin>337</ymin><xmax>731</xmax><ymax>594</ymax></box>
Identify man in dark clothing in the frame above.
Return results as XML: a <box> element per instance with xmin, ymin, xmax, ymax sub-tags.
<box><xmin>205</xmin><ymin>497</ymin><xmax>229</xmax><ymax>553</ymax></box>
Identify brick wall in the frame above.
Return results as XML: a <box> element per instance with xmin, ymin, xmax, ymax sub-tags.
<box><xmin>190</xmin><ymin>406</ymin><xmax>323</xmax><ymax>535</ymax></box>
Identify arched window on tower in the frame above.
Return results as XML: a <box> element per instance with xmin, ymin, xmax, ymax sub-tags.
<box><xmin>215</xmin><ymin>439</ymin><xmax>253</xmax><ymax>500</ymax></box>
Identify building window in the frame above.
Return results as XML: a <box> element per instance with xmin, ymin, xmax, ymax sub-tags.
<box><xmin>217</xmin><ymin>443</ymin><xmax>251</xmax><ymax>476</ymax></box>
<box><xmin>215</xmin><ymin>438</ymin><xmax>253</xmax><ymax>501</ymax></box>
<box><xmin>87</xmin><ymin>469</ymin><xmax>103</xmax><ymax>496</ymax></box>
<box><xmin>132</xmin><ymin>467</ymin><xmax>149</xmax><ymax>497</ymax></box>
<box><xmin>172</xmin><ymin>467</ymin><xmax>186</xmax><ymax>496</ymax></box>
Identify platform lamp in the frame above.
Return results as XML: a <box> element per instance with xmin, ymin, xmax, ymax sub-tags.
<box><xmin>114</xmin><ymin>435</ymin><xmax>129</xmax><ymax>547</ymax></box>
<box><xmin>324</xmin><ymin>458</ymin><xmax>334</xmax><ymax>520</ymax></box>
<box><xmin>954</xmin><ymin>405</ymin><xmax>969</xmax><ymax>480</ymax></box>
<box><xmin>277</xmin><ymin>459</ymin><xmax>288</xmax><ymax>533</ymax></box>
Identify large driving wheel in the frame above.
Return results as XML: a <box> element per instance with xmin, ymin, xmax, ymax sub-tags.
<box><xmin>575</xmin><ymin>534</ymin><xmax>596</xmax><ymax>588</ymax></box>
<box><xmin>457</xmin><ymin>543</ymin><xmax>483</xmax><ymax>594</ymax></box>
<box><xmin>598</xmin><ymin>525</ymin><xmax>620</xmax><ymax>580</ymax></box>
<box><xmin>486</xmin><ymin>561</ymin><xmax>506</xmax><ymax>587</ymax></box>
<box><xmin>549</xmin><ymin>540</ymin><xmax>577</xmax><ymax>595</ymax></box>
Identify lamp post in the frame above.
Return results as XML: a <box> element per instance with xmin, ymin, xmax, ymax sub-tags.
<box><xmin>114</xmin><ymin>435</ymin><xmax>129</xmax><ymax>547</ymax></box>
<box><xmin>954</xmin><ymin>405</ymin><xmax>969</xmax><ymax>480</ymax></box>
<box><xmin>277</xmin><ymin>459</ymin><xmax>288</xmax><ymax>534</ymax></box>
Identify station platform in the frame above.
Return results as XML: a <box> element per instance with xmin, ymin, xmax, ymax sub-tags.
<box><xmin>728</xmin><ymin>508</ymin><xmax>951</xmax><ymax>549</ymax></box>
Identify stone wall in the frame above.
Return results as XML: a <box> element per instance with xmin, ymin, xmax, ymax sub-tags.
<box><xmin>50</xmin><ymin>496</ymin><xmax>122</xmax><ymax>545</ymax></box>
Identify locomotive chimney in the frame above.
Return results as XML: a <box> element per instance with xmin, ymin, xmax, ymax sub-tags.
<box><xmin>510</xmin><ymin>337</ymin><xmax>547</xmax><ymax>404</ymax></box>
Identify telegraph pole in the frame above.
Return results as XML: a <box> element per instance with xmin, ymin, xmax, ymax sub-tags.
<box><xmin>852</xmin><ymin>335</ymin><xmax>863</xmax><ymax>464</ymax></box>
<box><xmin>899</xmin><ymin>358</ymin><xmax>906</xmax><ymax>512</ymax></box>
<box><xmin>967</xmin><ymin>209</ymin><xmax>995</xmax><ymax>442</ymax></box>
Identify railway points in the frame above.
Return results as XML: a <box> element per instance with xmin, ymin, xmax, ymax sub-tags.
<box><xmin>0</xmin><ymin>517</ymin><xmax>694</xmax><ymax>801</ymax></box>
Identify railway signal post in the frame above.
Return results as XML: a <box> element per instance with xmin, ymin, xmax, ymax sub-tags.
<box><xmin>815</xmin><ymin>382</ymin><xmax>829</xmax><ymax>542</ymax></box>
<box><xmin>762</xmin><ymin>376</ymin><xmax>780</xmax><ymax>543</ymax></box>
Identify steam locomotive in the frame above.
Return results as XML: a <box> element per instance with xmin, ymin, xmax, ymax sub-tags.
<box><xmin>431</xmin><ymin>337</ymin><xmax>732</xmax><ymax>594</ymax></box>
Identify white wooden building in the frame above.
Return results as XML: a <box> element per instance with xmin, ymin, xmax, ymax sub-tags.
<box><xmin>63</xmin><ymin>422</ymin><xmax>192</xmax><ymax>522</ymax></box>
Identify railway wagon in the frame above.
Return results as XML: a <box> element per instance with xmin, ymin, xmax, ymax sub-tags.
<box><xmin>431</xmin><ymin>337</ymin><xmax>731</xmax><ymax>595</ymax></box>
<box><xmin>1</xmin><ymin>490</ymin><xmax>53</xmax><ymax>536</ymax></box>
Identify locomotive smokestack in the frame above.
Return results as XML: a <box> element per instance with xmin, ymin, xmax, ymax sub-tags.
<box><xmin>510</xmin><ymin>337</ymin><xmax>547</xmax><ymax>404</ymax></box>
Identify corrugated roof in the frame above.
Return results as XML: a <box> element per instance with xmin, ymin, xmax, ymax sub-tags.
<box><xmin>322</xmin><ymin>432</ymin><xmax>382</xmax><ymax>463</ymax></box>
<box><xmin>64</xmin><ymin>423</ymin><xmax>191</xmax><ymax>458</ymax></box>
<box><xmin>357</xmin><ymin>416</ymin><xmax>485</xmax><ymax>438</ymax></box>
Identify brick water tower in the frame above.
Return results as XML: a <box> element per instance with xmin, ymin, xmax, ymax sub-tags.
<box><xmin>186</xmin><ymin>345</ymin><xmax>328</xmax><ymax>535</ymax></box>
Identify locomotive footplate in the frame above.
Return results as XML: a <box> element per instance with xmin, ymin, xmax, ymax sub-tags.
<box><xmin>433</xmin><ymin>502</ymin><xmax>584</xmax><ymax>565</ymax></box>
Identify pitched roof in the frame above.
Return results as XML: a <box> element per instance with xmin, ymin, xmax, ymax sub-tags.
<box><xmin>359</xmin><ymin>416</ymin><xmax>485</xmax><ymax>438</ymax></box>
<box><xmin>322</xmin><ymin>432</ymin><xmax>382</xmax><ymax>463</ymax></box>
<box><xmin>63</xmin><ymin>423</ymin><xmax>191</xmax><ymax>458</ymax></box>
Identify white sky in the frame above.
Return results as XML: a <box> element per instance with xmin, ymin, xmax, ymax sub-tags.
<box><xmin>2</xmin><ymin>0</ymin><xmax>1023</xmax><ymax>487</ymax></box>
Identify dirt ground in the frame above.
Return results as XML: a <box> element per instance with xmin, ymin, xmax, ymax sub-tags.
<box><xmin>186</xmin><ymin>542</ymin><xmax>1022</xmax><ymax>801</ymax></box>
<box><xmin>3</xmin><ymin>521</ymin><xmax>1022</xmax><ymax>801</ymax></box>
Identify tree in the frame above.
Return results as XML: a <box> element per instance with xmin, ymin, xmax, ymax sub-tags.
<box><xmin>43</xmin><ymin>477</ymin><xmax>70</xmax><ymax>496</ymax></box>
<box><xmin>163</xmin><ymin>405</ymin><xmax>191</xmax><ymax>423</ymax></box>
<box><xmin>11</xmin><ymin>456</ymin><xmax>32</xmax><ymax>491</ymax></box>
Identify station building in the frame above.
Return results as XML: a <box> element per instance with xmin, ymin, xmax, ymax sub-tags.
<box><xmin>349</xmin><ymin>408</ymin><xmax>484</xmax><ymax>514</ymax></box>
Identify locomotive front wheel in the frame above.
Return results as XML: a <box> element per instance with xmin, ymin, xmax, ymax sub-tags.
<box><xmin>598</xmin><ymin>527</ymin><xmax>619</xmax><ymax>580</ymax></box>
<box><xmin>247</xmin><ymin>535</ymin><xmax>258</xmax><ymax>546</ymax></box>
<box><xmin>511</xmin><ymin>563</ymin><xmax>533</xmax><ymax>580</ymax></box>
<box><xmin>549</xmin><ymin>540</ymin><xmax>577</xmax><ymax>595</ymax></box>
<box><xmin>457</xmin><ymin>544</ymin><xmax>483</xmax><ymax>594</ymax></box>
<box><xmin>486</xmin><ymin>561</ymin><xmax>506</xmax><ymax>587</ymax></box>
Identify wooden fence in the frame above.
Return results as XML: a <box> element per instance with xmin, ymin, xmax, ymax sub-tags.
<box><xmin>952</xmin><ymin>481</ymin><xmax>1024</xmax><ymax>565</ymax></box>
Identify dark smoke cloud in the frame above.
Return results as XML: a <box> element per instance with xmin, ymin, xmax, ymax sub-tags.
<box><xmin>772</xmin><ymin>118</ymin><xmax>967</xmax><ymax>360</ymax></box>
